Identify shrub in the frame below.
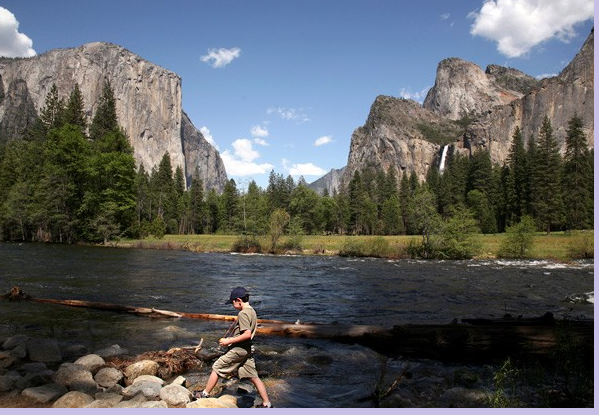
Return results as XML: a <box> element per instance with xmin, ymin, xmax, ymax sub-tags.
<box><xmin>567</xmin><ymin>231</ymin><xmax>594</xmax><ymax>259</ymax></box>
<box><xmin>231</xmin><ymin>235</ymin><xmax>262</xmax><ymax>253</ymax></box>
<box><xmin>339</xmin><ymin>236</ymin><xmax>390</xmax><ymax>258</ymax></box>
<box><xmin>498</xmin><ymin>216</ymin><xmax>536</xmax><ymax>258</ymax></box>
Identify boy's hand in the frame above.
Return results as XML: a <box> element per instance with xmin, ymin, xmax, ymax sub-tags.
<box><xmin>219</xmin><ymin>337</ymin><xmax>231</xmax><ymax>347</ymax></box>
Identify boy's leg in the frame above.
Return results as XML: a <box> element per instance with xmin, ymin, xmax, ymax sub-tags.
<box><xmin>250</xmin><ymin>377</ymin><xmax>271</xmax><ymax>406</ymax></box>
<box><xmin>204</xmin><ymin>370</ymin><xmax>220</xmax><ymax>394</ymax></box>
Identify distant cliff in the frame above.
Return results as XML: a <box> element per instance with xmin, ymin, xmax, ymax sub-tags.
<box><xmin>339</xmin><ymin>29</ymin><xmax>593</xmax><ymax>191</ymax></box>
<box><xmin>0</xmin><ymin>42</ymin><xmax>227</xmax><ymax>191</ymax></box>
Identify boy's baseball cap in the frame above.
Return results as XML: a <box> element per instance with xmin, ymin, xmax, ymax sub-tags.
<box><xmin>226</xmin><ymin>287</ymin><xmax>249</xmax><ymax>304</ymax></box>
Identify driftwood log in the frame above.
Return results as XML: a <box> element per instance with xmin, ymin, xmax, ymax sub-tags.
<box><xmin>3</xmin><ymin>286</ymin><xmax>593</xmax><ymax>363</ymax></box>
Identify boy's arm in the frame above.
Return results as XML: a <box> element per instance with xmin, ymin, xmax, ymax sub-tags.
<box><xmin>219</xmin><ymin>329</ymin><xmax>251</xmax><ymax>347</ymax></box>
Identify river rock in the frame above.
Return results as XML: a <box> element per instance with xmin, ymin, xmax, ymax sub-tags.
<box><xmin>26</xmin><ymin>338</ymin><xmax>62</xmax><ymax>363</ymax></box>
<box><xmin>159</xmin><ymin>383</ymin><xmax>192</xmax><ymax>406</ymax></box>
<box><xmin>73</xmin><ymin>354</ymin><xmax>105</xmax><ymax>373</ymax></box>
<box><xmin>123</xmin><ymin>359</ymin><xmax>159</xmax><ymax>385</ymax></box>
<box><xmin>186</xmin><ymin>395</ymin><xmax>238</xmax><ymax>408</ymax></box>
<box><xmin>52</xmin><ymin>390</ymin><xmax>94</xmax><ymax>408</ymax></box>
<box><xmin>2</xmin><ymin>334</ymin><xmax>29</xmax><ymax>350</ymax></box>
<box><xmin>17</xmin><ymin>362</ymin><xmax>48</xmax><ymax>374</ymax></box>
<box><xmin>132</xmin><ymin>374</ymin><xmax>164</xmax><ymax>386</ymax></box>
<box><xmin>122</xmin><ymin>379</ymin><xmax>162</xmax><ymax>399</ymax></box>
<box><xmin>94</xmin><ymin>344</ymin><xmax>129</xmax><ymax>358</ymax></box>
<box><xmin>0</xmin><ymin>351</ymin><xmax>17</xmax><ymax>369</ymax></box>
<box><xmin>9</xmin><ymin>344</ymin><xmax>27</xmax><ymax>359</ymax></box>
<box><xmin>21</xmin><ymin>383</ymin><xmax>68</xmax><ymax>403</ymax></box>
<box><xmin>52</xmin><ymin>363</ymin><xmax>97</xmax><ymax>392</ymax></box>
<box><xmin>0</xmin><ymin>374</ymin><xmax>17</xmax><ymax>392</ymax></box>
<box><xmin>94</xmin><ymin>367</ymin><xmax>123</xmax><ymax>388</ymax></box>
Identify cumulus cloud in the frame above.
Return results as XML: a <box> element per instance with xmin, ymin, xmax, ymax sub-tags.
<box><xmin>469</xmin><ymin>0</ymin><xmax>594</xmax><ymax>58</ymax></box>
<box><xmin>0</xmin><ymin>7</ymin><xmax>36</xmax><ymax>58</ymax></box>
<box><xmin>314</xmin><ymin>135</ymin><xmax>333</xmax><ymax>147</ymax></box>
<box><xmin>399</xmin><ymin>87</ymin><xmax>431</xmax><ymax>103</ymax></box>
<box><xmin>200</xmin><ymin>47</ymin><xmax>241</xmax><ymax>68</ymax></box>
<box><xmin>250</xmin><ymin>125</ymin><xmax>269</xmax><ymax>138</ymax></box>
<box><xmin>267</xmin><ymin>106</ymin><xmax>310</xmax><ymax>123</ymax></box>
<box><xmin>221</xmin><ymin>138</ymin><xmax>273</xmax><ymax>176</ymax></box>
<box><xmin>200</xmin><ymin>126</ymin><xmax>219</xmax><ymax>150</ymax></box>
<box><xmin>288</xmin><ymin>162</ymin><xmax>327</xmax><ymax>177</ymax></box>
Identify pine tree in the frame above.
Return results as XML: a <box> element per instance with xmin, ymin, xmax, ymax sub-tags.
<box><xmin>562</xmin><ymin>114</ymin><xmax>593</xmax><ymax>230</ymax></box>
<box><xmin>505</xmin><ymin>126</ymin><xmax>527</xmax><ymax>225</ymax></box>
<box><xmin>64</xmin><ymin>84</ymin><xmax>87</xmax><ymax>135</ymax></box>
<box><xmin>90</xmin><ymin>79</ymin><xmax>119</xmax><ymax>141</ymax></box>
<box><xmin>532</xmin><ymin>116</ymin><xmax>564</xmax><ymax>233</ymax></box>
<box><xmin>40</xmin><ymin>84</ymin><xmax>65</xmax><ymax>132</ymax></box>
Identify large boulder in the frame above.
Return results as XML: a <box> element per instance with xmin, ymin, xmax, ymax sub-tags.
<box><xmin>52</xmin><ymin>390</ymin><xmax>95</xmax><ymax>408</ymax></box>
<box><xmin>123</xmin><ymin>360</ymin><xmax>159</xmax><ymax>385</ymax></box>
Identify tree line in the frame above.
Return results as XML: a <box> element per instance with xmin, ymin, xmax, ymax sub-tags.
<box><xmin>0</xmin><ymin>81</ymin><xmax>593</xmax><ymax>248</ymax></box>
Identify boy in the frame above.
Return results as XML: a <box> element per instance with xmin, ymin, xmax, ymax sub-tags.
<box><xmin>194</xmin><ymin>287</ymin><xmax>272</xmax><ymax>408</ymax></box>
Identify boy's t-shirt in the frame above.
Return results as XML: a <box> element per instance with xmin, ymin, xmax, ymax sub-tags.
<box><xmin>232</xmin><ymin>304</ymin><xmax>257</xmax><ymax>351</ymax></box>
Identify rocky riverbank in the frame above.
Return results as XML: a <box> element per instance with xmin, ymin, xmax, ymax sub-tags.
<box><xmin>0</xmin><ymin>334</ymin><xmax>255</xmax><ymax>408</ymax></box>
<box><xmin>0</xmin><ymin>331</ymin><xmax>592</xmax><ymax>408</ymax></box>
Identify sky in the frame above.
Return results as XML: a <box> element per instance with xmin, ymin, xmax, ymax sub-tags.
<box><xmin>0</xmin><ymin>0</ymin><xmax>594</xmax><ymax>189</ymax></box>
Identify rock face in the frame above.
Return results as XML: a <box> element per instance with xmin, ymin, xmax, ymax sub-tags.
<box><xmin>308</xmin><ymin>167</ymin><xmax>345</xmax><ymax>195</ymax></box>
<box><xmin>342</xmin><ymin>96</ymin><xmax>462</xmax><ymax>185</ymax></box>
<box><xmin>0</xmin><ymin>42</ymin><xmax>227</xmax><ymax>191</ymax></box>
<box><xmin>339</xmin><ymin>29</ymin><xmax>593</xmax><ymax>191</ymax></box>
<box><xmin>423</xmin><ymin>57</ymin><xmax>524</xmax><ymax>120</ymax></box>
<box><xmin>466</xmin><ymin>29</ymin><xmax>594</xmax><ymax>165</ymax></box>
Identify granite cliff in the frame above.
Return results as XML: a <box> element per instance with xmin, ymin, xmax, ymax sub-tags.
<box><xmin>336</xmin><ymin>29</ymin><xmax>593</xmax><ymax>191</ymax></box>
<box><xmin>0</xmin><ymin>42</ymin><xmax>227</xmax><ymax>191</ymax></box>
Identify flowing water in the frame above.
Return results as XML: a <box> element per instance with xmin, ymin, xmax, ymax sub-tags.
<box><xmin>0</xmin><ymin>243</ymin><xmax>594</xmax><ymax>407</ymax></box>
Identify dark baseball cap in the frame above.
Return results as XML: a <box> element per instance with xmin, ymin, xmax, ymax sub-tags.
<box><xmin>226</xmin><ymin>287</ymin><xmax>249</xmax><ymax>304</ymax></box>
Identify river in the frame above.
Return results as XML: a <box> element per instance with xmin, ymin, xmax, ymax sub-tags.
<box><xmin>0</xmin><ymin>243</ymin><xmax>594</xmax><ymax>407</ymax></box>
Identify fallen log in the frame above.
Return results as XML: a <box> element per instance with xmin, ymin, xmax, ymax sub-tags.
<box><xmin>3</xmin><ymin>286</ymin><xmax>593</xmax><ymax>363</ymax></box>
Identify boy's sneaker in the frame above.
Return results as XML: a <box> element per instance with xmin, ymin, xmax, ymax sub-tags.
<box><xmin>193</xmin><ymin>390</ymin><xmax>209</xmax><ymax>399</ymax></box>
<box><xmin>257</xmin><ymin>402</ymin><xmax>273</xmax><ymax>408</ymax></box>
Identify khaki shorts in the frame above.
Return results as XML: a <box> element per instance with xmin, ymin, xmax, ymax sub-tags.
<box><xmin>212</xmin><ymin>347</ymin><xmax>258</xmax><ymax>379</ymax></box>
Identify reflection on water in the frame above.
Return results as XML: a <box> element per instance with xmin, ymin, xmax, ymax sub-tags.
<box><xmin>0</xmin><ymin>243</ymin><xmax>593</xmax><ymax>407</ymax></box>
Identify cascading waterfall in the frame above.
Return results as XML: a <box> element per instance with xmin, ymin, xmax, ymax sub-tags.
<box><xmin>439</xmin><ymin>145</ymin><xmax>449</xmax><ymax>173</ymax></box>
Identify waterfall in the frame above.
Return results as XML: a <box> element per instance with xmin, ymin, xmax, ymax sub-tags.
<box><xmin>439</xmin><ymin>145</ymin><xmax>449</xmax><ymax>173</ymax></box>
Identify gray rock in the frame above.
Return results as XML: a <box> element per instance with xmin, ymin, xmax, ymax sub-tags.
<box><xmin>21</xmin><ymin>383</ymin><xmax>68</xmax><ymax>403</ymax></box>
<box><xmin>159</xmin><ymin>383</ymin><xmax>192</xmax><ymax>406</ymax></box>
<box><xmin>93</xmin><ymin>344</ymin><xmax>129</xmax><ymax>358</ymax></box>
<box><xmin>18</xmin><ymin>362</ymin><xmax>48</xmax><ymax>374</ymax></box>
<box><xmin>2</xmin><ymin>334</ymin><xmax>29</xmax><ymax>350</ymax></box>
<box><xmin>122</xmin><ymin>380</ymin><xmax>162</xmax><ymax>400</ymax></box>
<box><xmin>26</xmin><ymin>337</ymin><xmax>62</xmax><ymax>363</ymax></box>
<box><xmin>0</xmin><ymin>42</ymin><xmax>228</xmax><ymax>191</ymax></box>
<box><xmin>52</xmin><ymin>363</ymin><xmax>97</xmax><ymax>392</ymax></box>
<box><xmin>0</xmin><ymin>374</ymin><xmax>16</xmax><ymax>392</ymax></box>
<box><xmin>123</xmin><ymin>359</ymin><xmax>159</xmax><ymax>385</ymax></box>
<box><xmin>74</xmin><ymin>354</ymin><xmax>105</xmax><ymax>374</ymax></box>
<box><xmin>52</xmin><ymin>390</ymin><xmax>95</xmax><ymax>408</ymax></box>
<box><xmin>94</xmin><ymin>367</ymin><xmax>123</xmax><ymax>388</ymax></box>
<box><xmin>93</xmin><ymin>391</ymin><xmax>124</xmax><ymax>406</ymax></box>
<box><xmin>132</xmin><ymin>374</ymin><xmax>164</xmax><ymax>386</ymax></box>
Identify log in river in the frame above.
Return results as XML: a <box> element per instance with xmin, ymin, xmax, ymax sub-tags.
<box><xmin>2</xmin><ymin>286</ymin><xmax>593</xmax><ymax>363</ymax></box>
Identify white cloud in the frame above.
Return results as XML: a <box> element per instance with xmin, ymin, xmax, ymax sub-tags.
<box><xmin>250</xmin><ymin>125</ymin><xmax>269</xmax><ymax>138</ymax></box>
<box><xmin>0</xmin><ymin>7</ymin><xmax>36</xmax><ymax>58</ymax></box>
<box><xmin>399</xmin><ymin>87</ymin><xmax>431</xmax><ymax>103</ymax></box>
<box><xmin>267</xmin><ymin>106</ymin><xmax>310</xmax><ymax>123</ymax></box>
<box><xmin>253</xmin><ymin>138</ymin><xmax>268</xmax><ymax>146</ymax></box>
<box><xmin>535</xmin><ymin>72</ymin><xmax>558</xmax><ymax>80</ymax></box>
<box><xmin>288</xmin><ymin>162</ymin><xmax>327</xmax><ymax>177</ymax></box>
<box><xmin>221</xmin><ymin>138</ymin><xmax>273</xmax><ymax>176</ymax></box>
<box><xmin>200</xmin><ymin>126</ymin><xmax>219</xmax><ymax>150</ymax></box>
<box><xmin>314</xmin><ymin>135</ymin><xmax>333</xmax><ymax>147</ymax></box>
<box><xmin>441</xmin><ymin>13</ymin><xmax>451</xmax><ymax>21</ymax></box>
<box><xmin>469</xmin><ymin>0</ymin><xmax>594</xmax><ymax>58</ymax></box>
<box><xmin>200</xmin><ymin>47</ymin><xmax>241</xmax><ymax>68</ymax></box>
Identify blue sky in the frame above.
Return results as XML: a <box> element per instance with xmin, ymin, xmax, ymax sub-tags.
<box><xmin>0</xmin><ymin>0</ymin><xmax>594</xmax><ymax>189</ymax></box>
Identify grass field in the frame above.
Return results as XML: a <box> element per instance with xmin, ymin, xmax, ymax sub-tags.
<box><xmin>114</xmin><ymin>230</ymin><xmax>594</xmax><ymax>262</ymax></box>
